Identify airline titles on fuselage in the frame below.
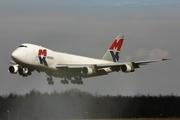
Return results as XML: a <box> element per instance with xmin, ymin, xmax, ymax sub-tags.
<box><xmin>38</xmin><ymin>49</ymin><xmax>54</xmax><ymax>66</ymax></box>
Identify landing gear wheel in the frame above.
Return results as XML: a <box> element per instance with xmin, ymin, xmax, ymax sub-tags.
<box><xmin>47</xmin><ymin>77</ymin><xmax>52</xmax><ymax>81</ymax></box>
<box><xmin>66</xmin><ymin>80</ymin><xmax>69</xmax><ymax>84</ymax></box>
<box><xmin>72</xmin><ymin>77</ymin><xmax>83</xmax><ymax>85</ymax></box>
<box><xmin>47</xmin><ymin>76</ymin><xmax>54</xmax><ymax>85</ymax></box>
<box><xmin>48</xmin><ymin>81</ymin><xmax>54</xmax><ymax>85</ymax></box>
<box><xmin>61</xmin><ymin>80</ymin><xmax>69</xmax><ymax>84</ymax></box>
<box><xmin>80</xmin><ymin>80</ymin><xmax>83</xmax><ymax>85</ymax></box>
<box><xmin>60</xmin><ymin>76</ymin><xmax>70</xmax><ymax>84</ymax></box>
<box><xmin>47</xmin><ymin>77</ymin><xmax>50</xmax><ymax>81</ymax></box>
<box><xmin>61</xmin><ymin>80</ymin><xmax>63</xmax><ymax>84</ymax></box>
<box><xmin>71</xmin><ymin>80</ymin><xmax>75</xmax><ymax>84</ymax></box>
<box><xmin>51</xmin><ymin>81</ymin><xmax>54</xmax><ymax>85</ymax></box>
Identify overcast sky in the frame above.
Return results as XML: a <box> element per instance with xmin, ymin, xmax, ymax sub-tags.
<box><xmin>0</xmin><ymin>0</ymin><xmax>180</xmax><ymax>96</ymax></box>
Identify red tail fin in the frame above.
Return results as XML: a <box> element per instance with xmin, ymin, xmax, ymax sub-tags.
<box><xmin>102</xmin><ymin>35</ymin><xmax>124</xmax><ymax>62</ymax></box>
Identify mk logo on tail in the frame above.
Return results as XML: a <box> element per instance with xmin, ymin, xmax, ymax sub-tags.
<box><xmin>38</xmin><ymin>49</ymin><xmax>48</xmax><ymax>66</ymax></box>
<box><xmin>109</xmin><ymin>38</ymin><xmax>123</xmax><ymax>51</ymax></box>
<box><xmin>109</xmin><ymin>37</ymin><xmax>124</xmax><ymax>62</ymax></box>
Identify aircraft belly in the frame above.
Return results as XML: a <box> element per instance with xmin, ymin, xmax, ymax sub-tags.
<box><xmin>46</xmin><ymin>67</ymin><xmax>110</xmax><ymax>78</ymax></box>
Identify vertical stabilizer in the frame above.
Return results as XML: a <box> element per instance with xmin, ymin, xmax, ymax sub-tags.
<box><xmin>102</xmin><ymin>35</ymin><xmax>124</xmax><ymax>62</ymax></box>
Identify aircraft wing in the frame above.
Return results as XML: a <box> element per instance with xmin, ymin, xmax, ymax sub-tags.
<box><xmin>97</xmin><ymin>58</ymin><xmax>170</xmax><ymax>69</ymax></box>
<box><xmin>56</xmin><ymin>59</ymin><xmax>169</xmax><ymax>72</ymax></box>
<box><xmin>133</xmin><ymin>59</ymin><xmax>170</xmax><ymax>65</ymax></box>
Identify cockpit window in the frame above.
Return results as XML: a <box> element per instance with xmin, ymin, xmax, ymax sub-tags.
<box><xmin>19</xmin><ymin>45</ymin><xmax>27</xmax><ymax>48</ymax></box>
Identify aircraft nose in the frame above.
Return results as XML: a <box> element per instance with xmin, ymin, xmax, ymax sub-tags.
<box><xmin>11</xmin><ymin>50</ymin><xmax>19</xmax><ymax>61</ymax></box>
<box><xmin>11</xmin><ymin>49</ymin><xmax>23</xmax><ymax>63</ymax></box>
<box><xmin>11</xmin><ymin>51</ymin><xmax>18</xmax><ymax>59</ymax></box>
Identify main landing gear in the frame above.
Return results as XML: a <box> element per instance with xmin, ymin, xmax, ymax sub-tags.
<box><xmin>47</xmin><ymin>76</ymin><xmax>54</xmax><ymax>85</ymax></box>
<box><xmin>47</xmin><ymin>76</ymin><xmax>83</xmax><ymax>85</ymax></box>
<box><xmin>61</xmin><ymin>77</ymin><xmax>69</xmax><ymax>84</ymax></box>
<box><xmin>70</xmin><ymin>76</ymin><xmax>83</xmax><ymax>85</ymax></box>
<box><xmin>61</xmin><ymin>76</ymin><xmax>83</xmax><ymax>85</ymax></box>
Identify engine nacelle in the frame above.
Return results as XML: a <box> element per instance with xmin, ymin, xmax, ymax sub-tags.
<box><xmin>121</xmin><ymin>64</ymin><xmax>135</xmax><ymax>73</ymax></box>
<box><xmin>18</xmin><ymin>67</ymin><xmax>29</xmax><ymax>76</ymax></box>
<box><xmin>9</xmin><ymin>65</ymin><xmax>19</xmax><ymax>74</ymax></box>
<box><xmin>81</xmin><ymin>67</ymin><xmax>94</xmax><ymax>75</ymax></box>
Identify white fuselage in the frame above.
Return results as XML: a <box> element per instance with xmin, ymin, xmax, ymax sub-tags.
<box><xmin>11</xmin><ymin>43</ymin><xmax>114</xmax><ymax>77</ymax></box>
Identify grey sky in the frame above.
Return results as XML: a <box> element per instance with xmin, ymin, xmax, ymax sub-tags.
<box><xmin>0</xmin><ymin>0</ymin><xmax>180</xmax><ymax>96</ymax></box>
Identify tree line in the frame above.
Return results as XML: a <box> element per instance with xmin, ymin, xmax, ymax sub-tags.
<box><xmin>0</xmin><ymin>89</ymin><xmax>179</xmax><ymax>120</ymax></box>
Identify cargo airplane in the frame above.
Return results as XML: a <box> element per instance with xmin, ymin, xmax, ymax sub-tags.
<box><xmin>9</xmin><ymin>35</ymin><xmax>169</xmax><ymax>85</ymax></box>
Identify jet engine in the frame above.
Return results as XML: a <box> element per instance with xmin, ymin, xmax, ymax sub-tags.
<box><xmin>121</xmin><ymin>64</ymin><xmax>135</xmax><ymax>73</ymax></box>
<box><xmin>9</xmin><ymin>64</ymin><xmax>31</xmax><ymax>77</ymax></box>
<box><xmin>81</xmin><ymin>67</ymin><xmax>94</xmax><ymax>75</ymax></box>
<box><xmin>9</xmin><ymin>65</ymin><xmax>19</xmax><ymax>74</ymax></box>
<box><xmin>18</xmin><ymin>67</ymin><xmax>29</xmax><ymax>76</ymax></box>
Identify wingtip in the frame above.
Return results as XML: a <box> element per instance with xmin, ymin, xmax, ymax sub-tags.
<box><xmin>162</xmin><ymin>58</ymin><xmax>171</xmax><ymax>61</ymax></box>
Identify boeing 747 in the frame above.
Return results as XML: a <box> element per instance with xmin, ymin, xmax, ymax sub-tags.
<box><xmin>9</xmin><ymin>35</ymin><xmax>169</xmax><ymax>85</ymax></box>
